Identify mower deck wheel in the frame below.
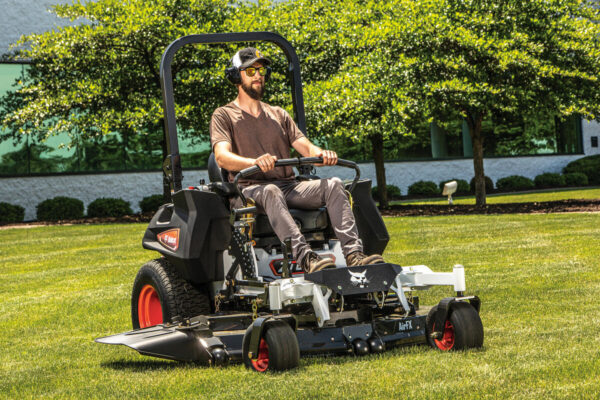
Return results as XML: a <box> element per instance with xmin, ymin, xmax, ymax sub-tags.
<box><xmin>131</xmin><ymin>258</ymin><xmax>211</xmax><ymax>329</ymax></box>
<box><xmin>426</xmin><ymin>302</ymin><xmax>484</xmax><ymax>351</ymax></box>
<box><xmin>242</xmin><ymin>320</ymin><xmax>300</xmax><ymax>372</ymax></box>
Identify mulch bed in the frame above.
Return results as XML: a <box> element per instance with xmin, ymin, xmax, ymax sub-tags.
<box><xmin>2</xmin><ymin>200</ymin><xmax>599</xmax><ymax>229</ymax></box>
<box><xmin>380</xmin><ymin>199</ymin><xmax>600</xmax><ymax>217</ymax></box>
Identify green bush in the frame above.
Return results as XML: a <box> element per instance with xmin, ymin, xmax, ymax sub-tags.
<box><xmin>0</xmin><ymin>202</ymin><xmax>25</xmax><ymax>224</ymax></box>
<box><xmin>408</xmin><ymin>180</ymin><xmax>439</xmax><ymax>197</ymax></box>
<box><xmin>534</xmin><ymin>173</ymin><xmax>566</xmax><ymax>189</ymax></box>
<box><xmin>563</xmin><ymin>172</ymin><xmax>589</xmax><ymax>187</ymax></box>
<box><xmin>469</xmin><ymin>176</ymin><xmax>494</xmax><ymax>193</ymax></box>
<box><xmin>87</xmin><ymin>198</ymin><xmax>132</xmax><ymax>218</ymax></box>
<box><xmin>563</xmin><ymin>155</ymin><xmax>600</xmax><ymax>184</ymax></box>
<box><xmin>439</xmin><ymin>179</ymin><xmax>470</xmax><ymax>195</ymax></box>
<box><xmin>139</xmin><ymin>194</ymin><xmax>165</xmax><ymax>213</ymax></box>
<box><xmin>496</xmin><ymin>175</ymin><xmax>535</xmax><ymax>192</ymax></box>
<box><xmin>371</xmin><ymin>185</ymin><xmax>402</xmax><ymax>201</ymax></box>
<box><xmin>36</xmin><ymin>197</ymin><xmax>84</xmax><ymax>221</ymax></box>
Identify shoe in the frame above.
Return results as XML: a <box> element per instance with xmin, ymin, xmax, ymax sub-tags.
<box><xmin>346</xmin><ymin>251</ymin><xmax>385</xmax><ymax>267</ymax></box>
<box><xmin>301</xmin><ymin>251</ymin><xmax>336</xmax><ymax>273</ymax></box>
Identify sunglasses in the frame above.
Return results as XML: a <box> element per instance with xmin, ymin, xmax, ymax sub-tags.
<box><xmin>243</xmin><ymin>66</ymin><xmax>268</xmax><ymax>77</ymax></box>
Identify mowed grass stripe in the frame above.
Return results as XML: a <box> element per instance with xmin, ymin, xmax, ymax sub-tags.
<box><xmin>0</xmin><ymin>215</ymin><xmax>599</xmax><ymax>399</ymax></box>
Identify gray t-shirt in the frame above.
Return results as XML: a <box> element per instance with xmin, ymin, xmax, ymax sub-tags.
<box><xmin>210</xmin><ymin>102</ymin><xmax>306</xmax><ymax>184</ymax></box>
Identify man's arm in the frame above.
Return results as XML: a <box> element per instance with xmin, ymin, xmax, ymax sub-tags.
<box><xmin>214</xmin><ymin>141</ymin><xmax>277</xmax><ymax>172</ymax></box>
<box><xmin>291</xmin><ymin>137</ymin><xmax>338</xmax><ymax>166</ymax></box>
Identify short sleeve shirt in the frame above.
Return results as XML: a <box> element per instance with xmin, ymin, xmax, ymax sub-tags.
<box><xmin>210</xmin><ymin>102</ymin><xmax>306</xmax><ymax>184</ymax></box>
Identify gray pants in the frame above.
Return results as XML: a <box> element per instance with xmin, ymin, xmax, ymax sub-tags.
<box><xmin>240</xmin><ymin>178</ymin><xmax>362</xmax><ymax>265</ymax></box>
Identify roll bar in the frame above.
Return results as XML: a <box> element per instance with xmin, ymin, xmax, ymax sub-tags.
<box><xmin>159</xmin><ymin>32</ymin><xmax>307</xmax><ymax>195</ymax></box>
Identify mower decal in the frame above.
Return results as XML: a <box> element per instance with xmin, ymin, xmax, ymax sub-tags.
<box><xmin>397</xmin><ymin>320</ymin><xmax>413</xmax><ymax>332</ymax></box>
<box><xmin>349</xmin><ymin>270</ymin><xmax>370</xmax><ymax>288</ymax></box>
<box><xmin>157</xmin><ymin>229</ymin><xmax>180</xmax><ymax>251</ymax></box>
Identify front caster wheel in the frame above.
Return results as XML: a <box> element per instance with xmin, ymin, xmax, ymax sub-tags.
<box><xmin>242</xmin><ymin>320</ymin><xmax>300</xmax><ymax>372</ymax></box>
<box><xmin>426</xmin><ymin>302</ymin><xmax>484</xmax><ymax>351</ymax></box>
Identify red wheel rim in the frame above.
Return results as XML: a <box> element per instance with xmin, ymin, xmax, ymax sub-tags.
<box><xmin>251</xmin><ymin>338</ymin><xmax>269</xmax><ymax>372</ymax></box>
<box><xmin>138</xmin><ymin>284</ymin><xmax>163</xmax><ymax>328</ymax></box>
<box><xmin>434</xmin><ymin>320</ymin><xmax>455</xmax><ymax>351</ymax></box>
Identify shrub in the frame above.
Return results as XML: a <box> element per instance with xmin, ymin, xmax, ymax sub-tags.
<box><xmin>469</xmin><ymin>176</ymin><xmax>494</xmax><ymax>194</ymax></box>
<box><xmin>534</xmin><ymin>173</ymin><xmax>566</xmax><ymax>189</ymax></box>
<box><xmin>438</xmin><ymin>179</ymin><xmax>470</xmax><ymax>195</ymax></box>
<box><xmin>563</xmin><ymin>155</ymin><xmax>600</xmax><ymax>185</ymax></box>
<box><xmin>371</xmin><ymin>185</ymin><xmax>402</xmax><ymax>201</ymax></box>
<box><xmin>0</xmin><ymin>202</ymin><xmax>25</xmax><ymax>224</ymax></box>
<box><xmin>496</xmin><ymin>175</ymin><xmax>535</xmax><ymax>192</ymax></box>
<box><xmin>139</xmin><ymin>194</ymin><xmax>165</xmax><ymax>213</ymax></box>
<box><xmin>408</xmin><ymin>180</ymin><xmax>439</xmax><ymax>197</ymax></box>
<box><xmin>87</xmin><ymin>198</ymin><xmax>132</xmax><ymax>218</ymax></box>
<box><xmin>563</xmin><ymin>172</ymin><xmax>589</xmax><ymax>187</ymax></box>
<box><xmin>36</xmin><ymin>196</ymin><xmax>84</xmax><ymax>221</ymax></box>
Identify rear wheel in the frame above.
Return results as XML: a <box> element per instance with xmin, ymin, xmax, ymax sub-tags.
<box><xmin>131</xmin><ymin>258</ymin><xmax>211</xmax><ymax>329</ymax></box>
<box><xmin>242</xmin><ymin>320</ymin><xmax>300</xmax><ymax>372</ymax></box>
<box><xmin>426</xmin><ymin>302</ymin><xmax>484</xmax><ymax>351</ymax></box>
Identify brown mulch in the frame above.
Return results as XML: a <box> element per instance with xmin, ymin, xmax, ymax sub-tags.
<box><xmin>2</xmin><ymin>200</ymin><xmax>600</xmax><ymax>229</ymax></box>
<box><xmin>380</xmin><ymin>199</ymin><xmax>600</xmax><ymax>217</ymax></box>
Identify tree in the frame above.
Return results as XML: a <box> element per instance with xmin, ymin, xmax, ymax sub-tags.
<box><xmin>0</xmin><ymin>0</ymin><xmax>247</xmax><ymax>198</ymax></box>
<box><xmin>238</xmin><ymin>0</ymin><xmax>422</xmax><ymax>208</ymax></box>
<box><xmin>381</xmin><ymin>0</ymin><xmax>600</xmax><ymax>205</ymax></box>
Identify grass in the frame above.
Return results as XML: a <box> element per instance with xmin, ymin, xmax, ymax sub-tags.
<box><xmin>1</xmin><ymin>215</ymin><xmax>599</xmax><ymax>399</ymax></box>
<box><xmin>395</xmin><ymin>186</ymin><xmax>600</xmax><ymax>205</ymax></box>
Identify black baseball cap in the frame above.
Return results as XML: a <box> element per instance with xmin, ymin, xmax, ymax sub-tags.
<box><xmin>231</xmin><ymin>47</ymin><xmax>271</xmax><ymax>69</ymax></box>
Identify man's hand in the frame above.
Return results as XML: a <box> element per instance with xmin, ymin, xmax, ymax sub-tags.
<box><xmin>316</xmin><ymin>149</ymin><xmax>338</xmax><ymax>166</ymax></box>
<box><xmin>254</xmin><ymin>153</ymin><xmax>278</xmax><ymax>172</ymax></box>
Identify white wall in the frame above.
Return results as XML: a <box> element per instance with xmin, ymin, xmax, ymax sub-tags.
<box><xmin>0</xmin><ymin>153</ymin><xmax>588</xmax><ymax>221</ymax></box>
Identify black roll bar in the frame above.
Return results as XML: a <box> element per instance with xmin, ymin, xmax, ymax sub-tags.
<box><xmin>159</xmin><ymin>32</ymin><xmax>307</xmax><ymax>195</ymax></box>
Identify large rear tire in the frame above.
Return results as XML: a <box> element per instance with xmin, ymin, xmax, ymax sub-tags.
<box><xmin>242</xmin><ymin>320</ymin><xmax>300</xmax><ymax>372</ymax></box>
<box><xmin>426</xmin><ymin>302</ymin><xmax>484</xmax><ymax>351</ymax></box>
<box><xmin>131</xmin><ymin>258</ymin><xmax>211</xmax><ymax>329</ymax></box>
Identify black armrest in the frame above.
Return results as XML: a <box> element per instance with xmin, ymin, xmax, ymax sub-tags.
<box><xmin>209</xmin><ymin>182</ymin><xmax>238</xmax><ymax>197</ymax></box>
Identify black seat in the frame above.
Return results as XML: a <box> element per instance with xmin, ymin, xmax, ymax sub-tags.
<box><xmin>207</xmin><ymin>153</ymin><xmax>331</xmax><ymax>243</ymax></box>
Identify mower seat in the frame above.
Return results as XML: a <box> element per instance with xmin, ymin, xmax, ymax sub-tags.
<box><xmin>207</xmin><ymin>153</ymin><xmax>331</xmax><ymax>242</ymax></box>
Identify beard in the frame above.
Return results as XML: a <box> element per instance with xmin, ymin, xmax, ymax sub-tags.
<box><xmin>241</xmin><ymin>80</ymin><xmax>264</xmax><ymax>100</ymax></box>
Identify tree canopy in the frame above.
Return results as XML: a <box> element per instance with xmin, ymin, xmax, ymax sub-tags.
<box><xmin>3</xmin><ymin>0</ymin><xmax>600</xmax><ymax>207</ymax></box>
<box><xmin>378</xmin><ymin>0</ymin><xmax>600</xmax><ymax>204</ymax></box>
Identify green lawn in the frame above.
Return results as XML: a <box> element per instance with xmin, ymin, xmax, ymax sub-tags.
<box><xmin>1</xmin><ymin>215</ymin><xmax>599</xmax><ymax>399</ymax></box>
<box><xmin>396</xmin><ymin>186</ymin><xmax>600</xmax><ymax>205</ymax></box>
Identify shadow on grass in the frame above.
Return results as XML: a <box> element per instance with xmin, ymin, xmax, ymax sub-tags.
<box><xmin>101</xmin><ymin>344</ymin><xmax>486</xmax><ymax>373</ymax></box>
<box><xmin>102</xmin><ymin>359</ymin><xmax>203</xmax><ymax>371</ymax></box>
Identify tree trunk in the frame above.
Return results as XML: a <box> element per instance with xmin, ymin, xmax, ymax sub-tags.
<box><xmin>370</xmin><ymin>133</ymin><xmax>388</xmax><ymax>208</ymax></box>
<box><xmin>466</xmin><ymin>112</ymin><xmax>486</xmax><ymax>206</ymax></box>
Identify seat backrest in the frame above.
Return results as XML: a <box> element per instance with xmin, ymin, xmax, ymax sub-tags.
<box><xmin>208</xmin><ymin>153</ymin><xmax>229</xmax><ymax>183</ymax></box>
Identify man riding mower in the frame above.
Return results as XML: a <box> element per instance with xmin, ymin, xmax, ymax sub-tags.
<box><xmin>95</xmin><ymin>32</ymin><xmax>484</xmax><ymax>372</ymax></box>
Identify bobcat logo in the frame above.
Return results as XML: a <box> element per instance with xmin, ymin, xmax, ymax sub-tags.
<box><xmin>349</xmin><ymin>270</ymin><xmax>369</xmax><ymax>288</ymax></box>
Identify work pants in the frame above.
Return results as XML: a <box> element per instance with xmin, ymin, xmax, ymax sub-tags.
<box><xmin>239</xmin><ymin>178</ymin><xmax>362</xmax><ymax>265</ymax></box>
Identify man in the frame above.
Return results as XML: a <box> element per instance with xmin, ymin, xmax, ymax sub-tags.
<box><xmin>210</xmin><ymin>47</ymin><xmax>384</xmax><ymax>273</ymax></box>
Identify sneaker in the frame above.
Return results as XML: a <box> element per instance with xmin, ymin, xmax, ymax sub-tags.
<box><xmin>346</xmin><ymin>251</ymin><xmax>385</xmax><ymax>267</ymax></box>
<box><xmin>301</xmin><ymin>251</ymin><xmax>336</xmax><ymax>273</ymax></box>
